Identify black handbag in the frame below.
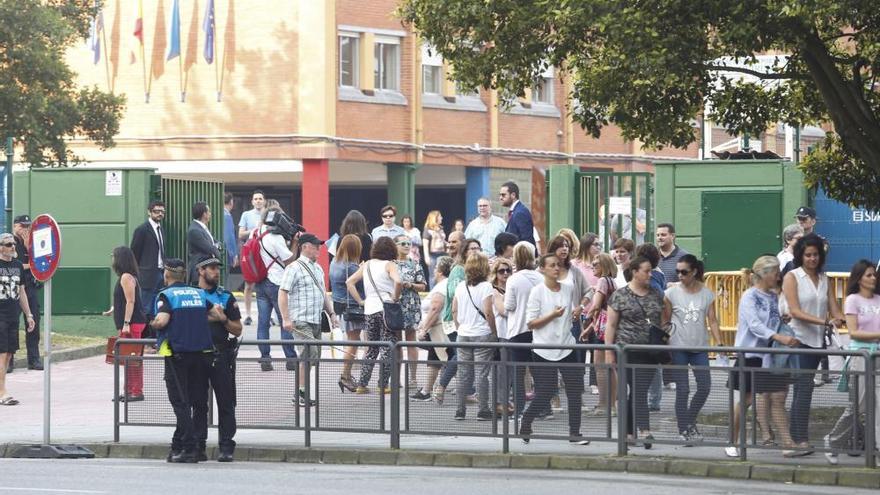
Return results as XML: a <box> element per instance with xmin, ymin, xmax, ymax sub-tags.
<box><xmin>366</xmin><ymin>262</ymin><xmax>405</xmax><ymax>331</ymax></box>
<box><xmin>298</xmin><ymin>260</ymin><xmax>333</xmax><ymax>333</ymax></box>
<box><xmin>631</xmin><ymin>288</ymin><xmax>671</xmax><ymax>364</ymax></box>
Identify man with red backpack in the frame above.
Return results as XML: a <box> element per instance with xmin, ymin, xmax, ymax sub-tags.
<box><xmin>241</xmin><ymin>207</ymin><xmax>297</xmax><ymax>371</ymax></box>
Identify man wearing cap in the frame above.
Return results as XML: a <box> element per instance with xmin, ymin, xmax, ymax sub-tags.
<box><xmin>278</xmin><ymin>233</ymin><xmax>337</xmax><ymax>407</ymax></box>
<box><xmin>0</xmin><ymin>232</ymin><xmax>35</xmax><ymax>405</ymax></box>
<box><xmin>194</xmin><ymin>255</ymin><xmax>242</xmax><ymax>462</ymax></box>
<box><xmin>149</xmin><ymin>258</ymin><xmax>225</xmax><ymax>463</ymax></box>
<box><xmin>7</xmin><ymin>216</ymin><xmax>42</xmax><ymax>372</ymax></box>
<box><xmin>795</xmin><ymin>206</ymin><xmax>817</xmax><ymax>235</ymax></box>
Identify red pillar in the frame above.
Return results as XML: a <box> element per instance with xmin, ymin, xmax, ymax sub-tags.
<box><xmin>302</xmin><ymin>159</ymin><xmax>330</xmax><ymax>282</ymax></box>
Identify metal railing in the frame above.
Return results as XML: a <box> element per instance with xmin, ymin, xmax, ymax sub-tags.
<box><xmin>112</xmin><ymin>339</ymin><xmax>878</xmax><ymax>467</ymax></box>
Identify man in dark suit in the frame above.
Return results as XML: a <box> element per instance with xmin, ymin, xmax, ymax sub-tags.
<box><xmin>187</xmin><ymin>201</ymin><xmax>221</xmax><ymax>285</ymax></box>
<box><xmin>499</xmin><ymin>180</ymin><xmax>536</xmax><ymax>246</ymax></box>
<box><xmin>130</xmin><ymin>200</ymin><xmax>167</xmax><ymax>318</ymax></box>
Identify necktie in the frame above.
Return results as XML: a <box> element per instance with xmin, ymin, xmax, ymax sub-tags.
<box><xmin>156</xmin><ymin>226</ymin><xmax>165</xmax><ymax>266</ymax></box>
<box><xmin>507</xmin><ymin>209</ymin><xmax>513</xmax><ymax>221</ymax></box>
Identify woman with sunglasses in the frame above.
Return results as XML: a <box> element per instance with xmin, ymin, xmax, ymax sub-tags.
<box><xmin>395</xmin><ymin>234</ymin><xmax>427</xmax><ymax>390</ymax></box>
<box><xmin>662</xmin><ymin>254</ymin><xmax>721</xmax><ymax>444</ymax></box>
<box><xmin>490</xmin><ymin>258</ymin><xmax>514</xmax><ymax>415</ymax></box>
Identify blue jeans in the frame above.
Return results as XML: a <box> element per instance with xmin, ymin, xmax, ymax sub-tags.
<box><xmin>790</xmin><ymin>347</ymin><xmax>821</xmax><ymax>444</ymax></box>
<box><xmin>670</xmin><ymin>351</ymin><xmax>711</xmax><ymax>433</ymax></box>
<box><xmin>648</xmin><ymin>369</ymin><xmax>663</xmax><ymax>409</ymax></box>
<box><xmin>255</xmin><ymin>279</ymin><xmax>296</xmax><ymax>359</ymax></box>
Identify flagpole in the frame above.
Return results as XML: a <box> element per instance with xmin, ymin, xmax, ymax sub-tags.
<box><xmin>214</xmin><ymin>8</ymin><xmax>220</xmax><ymax>102</ymax></box>
<box><xmin>178</xmin><ymin>3</ymin><xmax>184</xmax><ymax>104</ymax></box>
<box><xmin>139</xmin><ymin>0</ymin><xmax>148</xmax><ymax>103</ymax></box>
<box><xmin>101</xmin><ymin>18</ymin><xmax>111</xmax><ymax>92</ymax></box>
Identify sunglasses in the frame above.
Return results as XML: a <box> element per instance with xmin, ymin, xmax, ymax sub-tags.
<box><xmin>151</xmin><ymin>209</ymin><xmax>166</xmax><ymax>214</ymax></box>
<box><xmin>796</xmin><ymin>216</ymin><xmax>810</xmax><ymax>221</ymax></box>
<box><xmin>676</xmin><ymin>269</ymin><xmax>691</xmax><ymax>276</ymax></box>
<box><xmin>382</xmin><ymin>214</ymin><xmax>395</xmax><ymax>219</ymax></box>
<box><xmin>396</xmin><ymin>241</ymin><xmax>411</xmax><ymax>247</ymax></box>
<box><xmin>497</xmin><ymin>268</ymin><xmax>512</xmax><ymax>275</ymax></box>
<box><xmin>0</xmin><ymin>242</ymin><xmax>14</xmax><ymax>247</ymax></box>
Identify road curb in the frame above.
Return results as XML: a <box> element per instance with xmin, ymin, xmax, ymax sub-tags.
<box><xmin>9</xmin><ymin>343</ymin><xmax>105</xmax><ymax>370</ymax></box>
<box><xmin>3</xmin><ymin>442</ymin><xmax>878</xmax><ymax>488</ymax></box>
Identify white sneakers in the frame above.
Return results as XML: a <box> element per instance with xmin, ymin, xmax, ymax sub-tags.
<box><xmin>724</xmin><ymin>446</ymin><xmax>739</xmax><ymax>458</ymax></box>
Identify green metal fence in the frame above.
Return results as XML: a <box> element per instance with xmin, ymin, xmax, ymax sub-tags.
<box><xmin>576</xmin><ymin>172</ymin><xmax>653</xmax><ymax>249</ymax></box>
<box><xmin>160</xmin><ymin>176</ymin><xmax>225</xmax><ymax>275</ymax></box>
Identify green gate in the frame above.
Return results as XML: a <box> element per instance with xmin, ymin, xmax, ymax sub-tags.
<box><xmin>576</xmin><ymin>172</ymin><xmax>653</xmax><ymax>249</ymax></box>
<box><xmin>160</xmin><ymin>176</ymin><xmax>226</xmax><ymax>276</ymax></box>
<box><xmin>701</xmin><ymin>191</ymin><xmax>782</xmax><ymax>271</ymax></box>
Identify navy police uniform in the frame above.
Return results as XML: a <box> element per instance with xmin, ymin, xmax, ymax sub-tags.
<box><xmin>155</xmin><ymin>281</ymin><xmax>214</xmax><ymax>459</ymax></box>
<box><xmin>195</xmin><ymin>285</ymin><xmax>241</xmax><ymax>456</ymax></box>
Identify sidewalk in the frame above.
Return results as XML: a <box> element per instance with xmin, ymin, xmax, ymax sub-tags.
<box><xmin>0</xmin><ymin>322</ymin><xmax>874</xmax><ymax>472</ymax></box>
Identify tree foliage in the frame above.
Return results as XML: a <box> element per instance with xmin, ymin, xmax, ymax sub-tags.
<box><xmin>0</xmin><ymin>0</ymin><xmax>125</xmax><ymax>166</ymax></box>
<box><xmin>399</xmin><ymin>0</ymin><xmax>880</xmax><ymax>208</ymax></box>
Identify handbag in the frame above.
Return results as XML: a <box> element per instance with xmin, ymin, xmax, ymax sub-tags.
<box><xmin>105</xmin><ymin>332</ymin><xmax>144</xmax><ymax>367</ymax></box>
<box><xmin>366</xmin><ymin>262</ymin><xmax>405</xmax><ymax>331</ymax></box>
<box><xmin>297</xmin><ymin>260</ymin><xmax>333</xmax><ymax>333</ymax></box>
<box><xmin>631</xmin><ymin>288</ymin><xmax>671</xmax><ymax>364</ymax></box>
<box><xmin>342</xmin><ymin>263</ymin><xmax>365</xmax><ymax>322</ymax></box>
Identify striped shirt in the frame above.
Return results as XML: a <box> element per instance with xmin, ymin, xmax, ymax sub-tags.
<box><xmin>279</xmin><ymin>256</ymin><xmax>326</xmax><ymax>325</ymax></box>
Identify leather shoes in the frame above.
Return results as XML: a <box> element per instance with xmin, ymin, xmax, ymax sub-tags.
<box><xmin>217</xmin><ymin>451</ymin><xmax>234</xmax><ymax>462</ymax></box>
<box><xmin>112</xmin><ymin>394</ymin><xmax>144</xmax><ymax>403</ymax></box>
<box><xmin>166</xmin><ymin>449</ymin><xmax>182</xmax><ymax>462</ymax></box>
<box><xmin>170</xmin><ymin>451</ymin><xmax>199</xmax><ymax>463</ymax></box>
<box><xmin>28</xmin><ymin>361</ymin><xmax>44</xmax><ymax>371</ymax></box>
<box><xmin>260</xmin><ymin>360</ymin><xmax>274</xmax><ymax>372</ymax></box>
<box><xmin>196</xmin><ymin>450</ymin><xmax>208</xmax><ymax>462</ymax></box>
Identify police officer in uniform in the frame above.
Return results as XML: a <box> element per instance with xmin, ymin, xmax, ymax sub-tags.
<box><xmin>149</xmin><ymin>258</ymin><xmax>224</xmax><ymax>463</ymax></box>
<box><xmin>194</xmin><ymin>255</ymin><xmax>242</xmax><ymax>462</ymax></box>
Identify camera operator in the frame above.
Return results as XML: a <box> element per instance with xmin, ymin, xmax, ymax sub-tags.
<box><xmin>255</xmin><ymin>207</ymin><xmax>301</xmax><ymax>371</ymax></box>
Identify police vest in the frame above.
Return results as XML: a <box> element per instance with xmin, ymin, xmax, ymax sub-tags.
<box><xmin>204</xmin><ymin>286</ymin><xmax>234</xmax><ymax>347</ymax></box>
<box><xmin>156</xmin><ymin>283</ymin><xmax>214</xmax><ymax>353</ymax></box>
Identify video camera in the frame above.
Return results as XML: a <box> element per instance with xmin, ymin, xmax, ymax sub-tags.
<box><xmin>263</xmin><ymin>210</ymin><xmax>305</xmax><ymax>241</ymax></box>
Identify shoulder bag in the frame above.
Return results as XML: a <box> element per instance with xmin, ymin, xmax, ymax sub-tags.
<box><xmin>366</xmin><ymin>262</ymin><xmax>405</xmax><ymax>331</ymax></box>
<box><xmin>631</xmin><ymin>287</ymin><xmax>671</xmax><ymax>364</ymax></box>
<box><xmin>342</xmin><ymin>263</ymin><xmax>365</xmax><ymax>322</ymax></box>
<box><xmin>297</xmin><ymin>260</ymin><xmax>332</xmax><ymax>333</ymax></box>
<box><xmin>465</xmin><ymin>284</ymin><xmax>488</xmax><ymax>320</ymax></box>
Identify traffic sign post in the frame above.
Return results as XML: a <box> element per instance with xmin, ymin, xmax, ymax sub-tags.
<box><xmin>13</xmin><ymin>214</ymin><xmax>93</xmax><ymax>459</ymax></box>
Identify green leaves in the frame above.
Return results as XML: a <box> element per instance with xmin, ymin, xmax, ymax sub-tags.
<box><xmin>0</xmin><ymin>0</ymin><xmax>124</xmax><ymax>166</ymax></box>
<box><xmin>401</xmin><ymin>0</ymin><xmax>880</xmax><ymax>207</ymax></box>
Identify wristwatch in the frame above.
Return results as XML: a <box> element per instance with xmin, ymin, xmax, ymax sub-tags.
<box><xmin>123</xmin><ymin>320</ymin><xmax>130</xmax><ymax>325</ymax></box>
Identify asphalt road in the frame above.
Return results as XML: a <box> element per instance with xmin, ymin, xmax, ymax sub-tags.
<box><xmin>0</xmin><ymin>459</ymin><xmax>871</xmax><ymax>495</ymax></box>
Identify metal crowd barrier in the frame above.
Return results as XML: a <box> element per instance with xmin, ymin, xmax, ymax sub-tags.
<box><xmin>112</xmin><ymin>338</ymin><xmax>878</xmax><ymax>467</ymax></box>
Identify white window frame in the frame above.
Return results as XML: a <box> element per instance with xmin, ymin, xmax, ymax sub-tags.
<box><xmin>421</xmin><ymin>44</ymin><xmax>443</xmax><ymax>95</ymax></box>
<box><xmin>531</xmin><ymin>66</ymin><xmax>555</xmax><ymax>105</ymax></box>
<box><xmin>338</xmin><ymin>32</ymin><xmax>360</xmax><ymax>88</ymax></box>
<box><xmin>374</xmin><ymin>35</ymin><xmax>401</xmax><ymax>92</ymax></box>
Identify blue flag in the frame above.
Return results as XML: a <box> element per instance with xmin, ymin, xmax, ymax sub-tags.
<box><xmin>202</xmin><ymin>0</ymin><xmax>215</xmax><ymax>64</ymax></box>
<box><xmin>88</xmin><ymin>10</ymin><xmax>104</xmax><ymax>65</ymax></box>
<box><xmin>166</xmin><ymin>0</ymin><xmax>181</xmax><ymax>61</ymax></box>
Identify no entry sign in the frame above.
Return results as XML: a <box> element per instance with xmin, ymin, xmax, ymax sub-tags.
<box><xmin>28</xmin><ymin>214</ymin><xmax>62</xmax><ymax>282</ymax></box>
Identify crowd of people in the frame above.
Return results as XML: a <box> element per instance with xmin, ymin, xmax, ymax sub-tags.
<box><xmin>67</xmin><ymin>180</ymin><xmax>878</xmax><ymax>465</ymax></box>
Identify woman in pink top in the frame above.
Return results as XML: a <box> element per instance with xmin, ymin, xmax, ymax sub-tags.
<box><xmin>571</xmin><ymin>233</ymin><xmax>600</xmax><ymax>288</ymax></box>
<box><xmin>581</xmin><ymin>253</ymin><xmax>618</xmax><ymax>416</ymax></box>
<box><xmin>825</xmin><ymin>259</ymin><xmax>880</xmax><ymax>465</ymax></box>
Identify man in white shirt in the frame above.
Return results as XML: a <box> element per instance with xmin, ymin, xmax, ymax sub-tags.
<box><xmin>238</xmin><ymin>190</ymin><xmax>266</xmax><ymax>325</ymax></box>
<box><xmin>371</xmin><ymin>205</ymin><xmax>406</xmax><ymax>241</ymax></box>
<box><xmin>279</xmin><ymin>233</ymin><xmax>337</xmax><ymax>407</ymax></box>
<box><xmin>255</xmin><ymin>208</ymin><xmax>297</xmax><ymax>371</ymax></box>
<box><xmin>464</xmin><ymin>198</ymin><xmax>507</xmax><ymax>256</ymax></box>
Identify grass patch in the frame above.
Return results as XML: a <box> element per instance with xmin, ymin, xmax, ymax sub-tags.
<box><xmin>698</xmin><ymin>406</ymin><xmax>847</xmax><ymax>426</ymax></box>
<box><xmin>14</xmin><ymin>314</ymin><xmax>116</xmax><ymax>353</ymax></box>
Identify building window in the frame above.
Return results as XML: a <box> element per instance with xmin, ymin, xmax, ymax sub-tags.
<box><xmin>374</xmin><ymin>39</ymin><xmax>400</xmax><ymax>91</ymax></box>
<box><xmin>532</xmin><ymin>77</ymin><xmax>553</xmax><ymax>104</ymax></box>
<box><xmin>421</xmin><ymin>44</ymin><xmax>442</xmax><ymax>95</ymax></box>
<box><xmin>339</xmin><ymin>35</ymin><xmax>359</xmax><ymax>87</ymax></box>
<box><xmin>423</xmin><ymin>65</ymin><xmax>442</xmax><ymax>94</ymax></box>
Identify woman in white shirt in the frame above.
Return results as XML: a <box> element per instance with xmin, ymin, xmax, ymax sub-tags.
<box><xmin>503</xmin><ymin>241</ymin><xmax>543</xmax><ymax>416</ymax></box>
<box><xmin>612</xmin><ymin>238</ymin><xmax>634</xmax><ymax>289</ymax></box>
<box><xmin>518</xmin><ymin>253</ymin><xmax>589</xmax><ymax>445</ymax></box>
<box><xmin>451</xmin><ymin>252</ymin><xmax>497</xmax><ymax>421</ymax></box>
<box><xmin>781</xmin><ymin>233</ymin><xmax>845</xmax><ymax>450</ymax></box>
<box><xmin>411</xmin><ymin>256</ymin><xmax>455</xmax><ymax>402</ymax></box>
<box><xmin>346</xmin><ymin>237</ymin><xmax>402</xmax><ymax>394</ymax></box>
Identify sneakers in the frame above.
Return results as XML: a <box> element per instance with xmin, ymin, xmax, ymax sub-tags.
<box><xmin>687</xmin><ymin>425</ymin><xmax>703</xmax><ymax>443</ymax></box>
<box><xmin>570</xmin><ymin>436</ymin><xmax>591</xmax><ymax>446</ymax></box>
<box><xmin>476</xmin><ymin>409</ymin><xmax>494</xmax><ymax>421</ymax></box>
<box><xmin>813</xmin><ymin>376</ymin><xmax>825</xmax><ymax>387</ymax></box>
<box><xmin>536</xmin><ymin>409</ymin><xmax>554</xmax><ymax>421</ymax></box>
<box><xmin>410</xmin><ymin>390</ymin><xmax>432</xmax><ymax>401</ymax></box>
<box><xmin>724</xmin><ymin>446</ymin><xmax>740</xmax><ymax>458</ymax></box>
<box><xmin>590</xmin><ymin>385</ymin><xmax>599</xmax><ymax>395</ymax></box>
<box><xmin>823</xmin><ymin>435</ymin><xmax>839</xmax><ymax>465</ymax></box>
<box><xmin>244</xmin><ymin>316</ymin><xmax>253</xmax><ymax>326</ymax></box>
<box><xmin>294</xmin><ymin>390</ymin><xmax>317</xmax><ymax>407</ymax></box>
<box><xmin>260</xmin><ymin>360</ymin><xmax>274</xmax><ymax>372</ymax></box>
<box><xmin>454</xmin><ymin>408</ymin><xmax>466</xmax><ymax>420</ymax></box>
<box><xmin>679</xmin><ymin>431</ymin><xmax>693</xmax><ymax>447</ymax></box>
